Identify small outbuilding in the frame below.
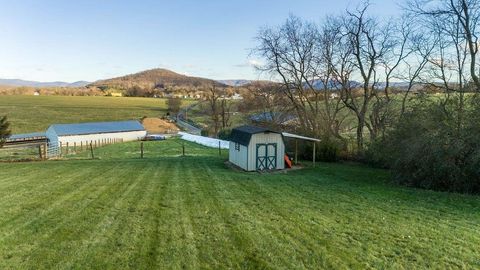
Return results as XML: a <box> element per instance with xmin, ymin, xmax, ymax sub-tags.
<box><xmin>46</xmin><ymin>120</ymin><xmax>146</xmax><ymax>147</ymax></box>
<box><xmin>229</xmin><ymin>125</ymin><xmax>285</xmax><ymax>171</ymax></box>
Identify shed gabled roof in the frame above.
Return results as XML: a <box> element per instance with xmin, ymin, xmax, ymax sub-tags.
<box><xmin>229</xmin><ymin>125</ymin><xmax>280</xmax><ymax>146</ymax></box>
<box><xmin>49</xmin><ymin>120</ymin><xmax>145</xmax><ymax>136</ymax></box>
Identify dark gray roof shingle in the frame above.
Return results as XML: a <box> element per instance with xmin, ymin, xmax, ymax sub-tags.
<box><xmin>229</xmin><ymin>125</ymin><xmax>279</xmax><ymax>146</ymax></box>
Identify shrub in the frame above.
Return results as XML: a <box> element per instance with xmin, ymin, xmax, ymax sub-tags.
<box><xmin>367</xmin><ymin>95</ymin><xmax>480</xmax><ymax>194</ymax></box>
<box><xmin>217</xmin><ymin>129</ymin><xmax>232</xmax><ymax>140</ymax></box>
<box><xmin>301</xmin><ymin>137</ymin><xmax>342</xmax><ymax>162</ymax></box>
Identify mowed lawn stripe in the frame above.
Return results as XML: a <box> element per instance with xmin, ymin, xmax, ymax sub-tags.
<box><xmin>0</xmin><ymin>161</ymin><xmax>122</xmax><ymax>232</ymax></box>
<box><xmin>209</xmin><ymin>169</ymin><xmax>335</xmax><ymax>269</ymax></box>
<box><xmin>0</xmin><ymin>161</ymin><xmax>128</xmax><ymax>267</ymax></box>
<box><xmin>58</xmin><ymin>161</ymin><xmax>158</xmax><ymax>269</ymax></box>
<box><xmin>0</xmin><ymin>139</ymin><xmax>479</xmax><ymax>269</ymax></box>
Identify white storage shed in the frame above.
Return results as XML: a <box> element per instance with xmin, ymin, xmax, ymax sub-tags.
<box><xmin>229</xmin><ymin>125</ymin><xmax>285</xmax><ymax>171</ymax></box>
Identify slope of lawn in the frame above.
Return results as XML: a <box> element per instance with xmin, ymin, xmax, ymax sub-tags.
<box><xmin>0</xmin><ymin>139</ymin><xmax>479</xmax><ymax>269</ymax></box>
<box><xmin>0</xmin><ymin>95</ymin><xmax>195</xmax><ymax>134</ymax></box>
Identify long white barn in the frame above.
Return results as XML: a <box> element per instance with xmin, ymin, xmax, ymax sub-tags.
<box><xmin>46</xmin><ymin>120</ymin><xmax>146</xmax><ymax>147</ymax></box>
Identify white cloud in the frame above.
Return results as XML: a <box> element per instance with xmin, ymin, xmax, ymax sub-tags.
<box><xmin>234</xmin><ymin>59</ymin><xmax>263</xmax><ymax>69</ymax></box>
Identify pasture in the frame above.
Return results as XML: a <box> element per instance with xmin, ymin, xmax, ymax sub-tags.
<box><xmin>0</xmin><ymin>139</ymin><xmax>479</xmax><ymax>269</ymax></box>
<box><xmin>0</xmin><ymin>95</ymin><xmax>195</xmax><ymax>134</ymax></box>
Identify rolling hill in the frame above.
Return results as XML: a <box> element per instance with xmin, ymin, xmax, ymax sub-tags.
<box><xmin>89</xmin><ymin>68</ymin><xmax>226</xmax><ymax>91</ymax></box>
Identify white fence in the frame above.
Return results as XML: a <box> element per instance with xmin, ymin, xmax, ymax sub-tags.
<box><xmin>178</xmin><ymin>132</ymin><xmax>229</xmax><ymax>149</ymax></box>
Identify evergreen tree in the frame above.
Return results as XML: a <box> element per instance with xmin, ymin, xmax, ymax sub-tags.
<box><xmin>0</xmin><ymin>116</ymin><xmax>11</xmax><ymax>148</ymax></box>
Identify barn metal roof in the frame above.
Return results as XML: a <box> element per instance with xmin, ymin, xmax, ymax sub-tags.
<box><xmin>229</xmin><ymin>125</ymin><xmax>280</xmax><ymax>146</ymax></box>
<box><xmin>6</xmin><ymin>132</ymin><xmax>47</xmax><ymax>142</ymax></box>
<box><xmin>49</xmin><ymin>120</ymin><xmax>145</xmax><ymax>136</ymax></box>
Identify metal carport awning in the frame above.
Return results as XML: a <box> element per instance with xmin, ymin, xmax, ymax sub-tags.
<box><xmin>282</xmin><ymin>132</ymin><xmax>320</xmax><ymax>167</ymax></box>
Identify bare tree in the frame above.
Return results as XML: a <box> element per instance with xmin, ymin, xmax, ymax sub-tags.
<box><xmin>166</xmin><ymin>97</ymin><xmax>182</xmax><ymax>120</ymax></box>
<box><xmin>406</xmin><ymin>0</ymin><xmax>480</xmax><ymax>130</ymax></box>
<box><xmin>255</xmin><ymin>15</ymin><xmax>346</xmax><ymax>139</ymax></box>
<box><xmin>220</xmin><ymin>97</ymin><xmax>232</xmax><ymax>129</ymax></box>
<box><xmin>407</xmin><ymin>0</ymin><xmax>480</xmax><ymax>91</ymax></box>
<box><xmin>324</xmin><ymin>3</ymin><xmax>403</xmax><ymax>150</ymax></box>
<box><xmin>244</xmin><ymin>82</ymin><xmax>293</xmax><ymax>128</ymax></box>
<box><xmin>205</xmin><ymin>84</ymin><xmax>222</xmax><ymax>137</ymax></box>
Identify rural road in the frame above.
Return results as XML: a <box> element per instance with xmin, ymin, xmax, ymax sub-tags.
<box><xmin>174</xmin><ymin>102</ymin><xmax>203</xmax><ymax>135</ymax></box>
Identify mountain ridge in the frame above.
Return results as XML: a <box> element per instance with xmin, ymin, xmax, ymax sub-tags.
<box><xmin>0</xmin><ymin>79</ymin><xmax>90</xmax><ymax>88</ymax></box>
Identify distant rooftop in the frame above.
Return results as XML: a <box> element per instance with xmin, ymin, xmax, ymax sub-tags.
<box><xmin>48</xmin><ymin>120</ymin><xmax>145</xmax><ymax>136</ymax></box>
<box><xmin>250</xmin><ymin>112</ymin><xmax>296</xmax><ymax>124</ymax></box>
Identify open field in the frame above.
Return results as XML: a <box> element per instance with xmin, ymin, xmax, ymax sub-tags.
<box><xmin>0</xmin><ymin>139</ymin><xmax>479</xmax><ymax>269</ymax></box>
<box><xmin>0</xmin><ymin>95</ymin><xmax>195</xmax><ymax>134</ymax></box>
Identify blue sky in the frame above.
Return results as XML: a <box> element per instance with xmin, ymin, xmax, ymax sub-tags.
<box><xmin>0</xmin><ymin>0</ymin><xmax>401</xmax><ymax>82</ymax></box>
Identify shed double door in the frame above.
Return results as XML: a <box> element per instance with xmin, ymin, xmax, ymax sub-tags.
<box><xmin>256</xmin><ymin>143</ymin><xmax>277</xmax><ymax>170</ymax></box>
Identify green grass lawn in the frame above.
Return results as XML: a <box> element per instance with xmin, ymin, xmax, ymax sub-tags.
<box><xmin>0</xmin><ymin>139</ymin><xmax>479</xmax><ymax>269</ymax></box>
<box><xmin>0</xmin><ymin>95</ymin><xmax>195</xmax><ymax>134</ymax></box>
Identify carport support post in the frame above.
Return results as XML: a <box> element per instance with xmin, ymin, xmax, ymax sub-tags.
<box><xmin>295</xmin><ymin>139</ymin><xmax>298</xmax><ymax>165</ymax></box>
<box><xmin>312</xmin><ymin>141</ymin><xmax>316</xmax><ymax>167</ymax></box>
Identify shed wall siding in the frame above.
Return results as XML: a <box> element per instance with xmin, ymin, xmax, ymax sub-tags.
<box><xmin>247</xmin><ymin>133</ymin><xmax>285</xmax><ymax>171</ymax></box>
<box><xmin>229</xmin><ymin>141</ymin><xmax>248</xmax><ymax>170</ymax></box>
<box><xmin>57</xmin><ymin>130</ymin><xmax>146</xmax><ymax>145</ymax></box>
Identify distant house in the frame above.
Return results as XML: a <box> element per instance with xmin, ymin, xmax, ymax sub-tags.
<box><xmin>110</xmin><ymin>92</ymin><xmax>123</xmax><ymax>97</ymax></box>
<box><xmin>46</xmin><ymin>120</ymin><xmax>146</xmax><ymax>147</ymax></box>
<box><xmin>225</xmin><ymin>93</ymin><xmax>243</xmax><ymax>100</ymax></box>
<box><xmin>329</xmin><ymin>92</ymin><xmax>339</xmax><ymax>99</ymax></box>
<box><xmin>229</xmin><ymin>125</ymin><xmax>285</xmax><ymax>171</ymax></box>
<box><xmin>250</xmin><ymin>112</ymin><xmax>297</xmax><ymax>126</ymax></box>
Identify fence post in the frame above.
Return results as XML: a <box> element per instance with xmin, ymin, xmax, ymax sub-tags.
<box><xmin>38</xmin><ymin>145</ymin><xmax>42</xmax><ymax>159</ymax></box>
<box><xmin>90</xmin><ymin>142</ymin><xmax>94</xmax><ymax>159</ymax></box>
<box><xmin>80</xmin><ymin>141</ymin><xmax>83</xmax><ymax>151</ymax></box>
<box><xmin>59</xmin><ymin>142</ymin><xmax>63</xmax><ymax>156</ymax></box>
<box><xmin>43</xmin><ymin>143</ymin><xmax>47</xmax><ymax>160</ymax></box>
<box><xmin>141</xmin><ymin>142</ymin><xmax>144</xmax><ymax>159</ymax></box>
<box><xmin>182</xmin><ymin>142</ymin><xmax>185</xmax><ymax>156</ymax></box>
<box><xmin>218</xmin><ymin>141</ymin><xmax>221</xmax><ymax>156</ymax></box>
<box><xmin>94</xmin><ymin>140</ymin><xmax>97</xmax><ymax>148</ymax></box>
<box><xmin>74</xmin><ymin>142</ymin><xmax>76</xmax><ymax>152</ymax></box>
<box><xmin>66</xmin><ymin>142</ymin><xmax>69</xmax><ymax>155</ymax></box>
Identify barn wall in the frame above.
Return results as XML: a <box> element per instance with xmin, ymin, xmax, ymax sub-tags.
<box><xmin>58</xmin><ymin>130</ymin><xmax>147</xmax><ymax>145</ymax></box>
<box><xmin>45</xmin><ymin>126</ymin><xmax>58</xmax><ymax>146</ymax></box>
<box><xmin>229</xmin><ymin>141</ymin><xmax>248</xmax><ymax>170</ymax></box>
<box><xmin>247</xmin><ymin>133</ymin><xmax>285</xmax><ymax>171</ymax></box>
